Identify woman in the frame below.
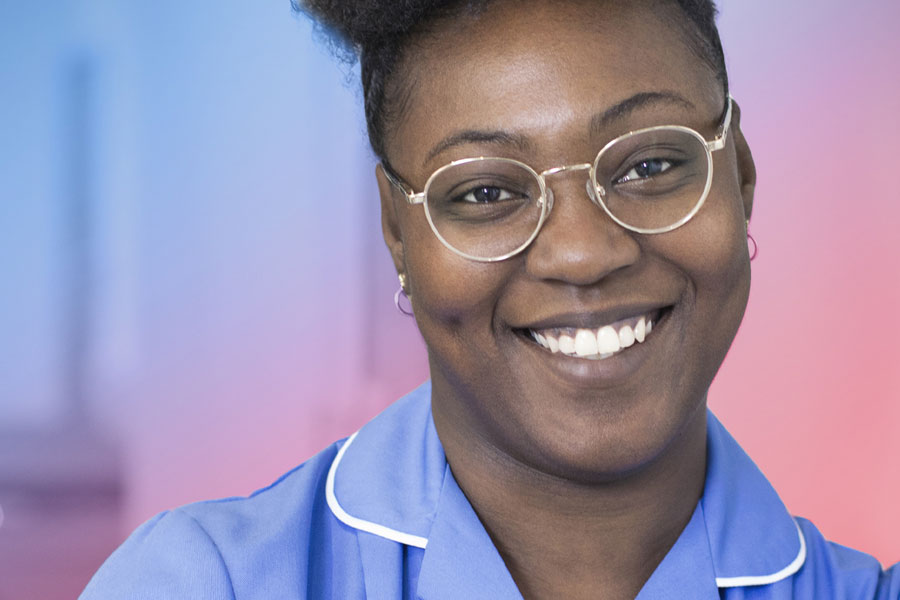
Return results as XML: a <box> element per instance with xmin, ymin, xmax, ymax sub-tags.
<box><xmin>81</xmin><ymin>0</ymin><xmax>898</xmax><ymax>598</ymax></box>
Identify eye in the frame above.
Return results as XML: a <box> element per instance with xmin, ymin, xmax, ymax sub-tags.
<box><xmin>616</xmin><ymin>158</ymin><xmax>673</xmax><ymax>184</ymax></box>
<box><xmin>458</xmin><ymin>185</ymin><xmax>519</xmax><ymax>203</ymax></box>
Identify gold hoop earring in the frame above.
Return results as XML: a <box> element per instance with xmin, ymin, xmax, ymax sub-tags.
<box><xmin>746</xmin><ymin>220</ymin><xmax>758</xmax><ymax>261</ymax></box>
<box><xmin>395</xmin><ymin>273</ymin><xmax>413</xmax><ymax>316</ymax></box>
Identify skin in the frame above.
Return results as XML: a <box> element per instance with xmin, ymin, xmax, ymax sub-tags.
<box><xmin>376</xmin><ymin>0</ymin><xmax>756</xmax><ymax>597</ymax></box>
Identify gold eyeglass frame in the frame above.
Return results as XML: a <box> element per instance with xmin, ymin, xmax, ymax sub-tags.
<box><xmin>381</xmin><ymin>95</ymin><xmax>734</xmax><ymax>263</ymax></box>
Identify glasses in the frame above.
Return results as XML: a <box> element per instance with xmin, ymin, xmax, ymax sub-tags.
<box><xmin>382</xmin><ymin>96</ymin><xmax>734</xmax><ymax>262</ymax></box>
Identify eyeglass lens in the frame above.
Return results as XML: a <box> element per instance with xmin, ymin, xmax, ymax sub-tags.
<box><xmin>424</xmin><ymin>127</ymin><xmax>711</xmax><ymax>260</ymax></box>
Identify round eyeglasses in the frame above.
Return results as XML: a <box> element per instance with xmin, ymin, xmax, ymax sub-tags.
<box><xmin>382</xmin><ymin>97</ymin><xmax>733</xmax><ymax>262</ymax></box>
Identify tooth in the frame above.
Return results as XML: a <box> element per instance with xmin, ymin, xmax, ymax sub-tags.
<box><xmin>646</xmin><ymin>319</ymin><xmax>653</xmax><ymax>335</ymax></box>
<box><xmin>547</xmin><ymin>335</ymin><xmax>560</xmax><ymax>353</ymax></box>
<box><xmin>634</xmin><ymin>317</ymin><xmax>646</xmax><ymax>343</ymax></box>
<box><xmin>574</xmin><ymin>329</ymin><xmax>599</xmax><ymax>357</ymax></box>
<box><xmin>558</xmin><ymin>335</ymin><xmax>576</xmax><ymax>355</ymax></box>
<box><xmin>618</xmin><ymin>325</ymin><xmax>635</xmax><ymax>348</ymax></box>
<box><xmin>535</xmin><ymin>332</ymin><xmax>547</xmax><ymax>346</ymax></box>
<box><xmin>596</xmin><ymin>326</ymin><xmax>620</xmax><ymax>354</ymax></box>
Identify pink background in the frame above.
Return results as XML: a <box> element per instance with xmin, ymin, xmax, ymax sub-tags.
<box><xmin>1</xmin><ymin>1</ymin><xmax>897</xmax><ymax>597</ymax></box>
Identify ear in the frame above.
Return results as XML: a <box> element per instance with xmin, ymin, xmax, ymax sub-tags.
<box><xmin>730</xmin><ymin>100</ymin><xmax>756</xmax><ymax>222</ymax></box>
<box><xmin>376</xmin><ymin>164</ymin><xmax>407</xmax><ymax>278</ymax></box>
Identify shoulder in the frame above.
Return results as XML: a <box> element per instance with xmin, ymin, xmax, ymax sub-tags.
<box><xmin>79</xmin><ymin>509</ymin><xmax>235</xmax><ymax>600</ymax></box>
<box><xmin>80</xmin><ymin>440</ymin><xmax>366</xmax><ymax>600</ymax></box>
<box><xmin>703</xmin><ymin>413</ymin><xmax>899</xmax><ymax>599</ymax></box>
<box><xmin>784</xmin><ymin>517</ymin><xmax>900</xmax><ymax>599</ymax></box>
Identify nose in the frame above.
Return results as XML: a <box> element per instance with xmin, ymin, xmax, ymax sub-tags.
<box><xmin>525</xmin><ymin>170</ymin><xmax>641</xmax><ymax>285</ymax></box>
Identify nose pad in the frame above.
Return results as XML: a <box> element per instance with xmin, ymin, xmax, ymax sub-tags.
<box><xmin>543</xmin><ymin>187</ymin><xmax>555</xmax><ymax>213</ymax></box>
<box><xmin>585</xmin><ymin>179</ymin><xmax>596</xmax><ymax>204</ymax></box>
<box><xmin>585</xmin><ymin>179</ymin><xmax>606</xmax><ymax>207</ymax></box>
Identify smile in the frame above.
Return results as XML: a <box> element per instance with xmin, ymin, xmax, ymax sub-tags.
<box><xmin>526</xmin><ymin>313</ymin><xmax>659</xmax><ymax>361</ymax></box>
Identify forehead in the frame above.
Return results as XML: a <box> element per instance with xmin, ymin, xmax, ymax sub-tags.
<box><xmin>386</xmin><ymin>0</ymin><xmax>722</xmax><ymax>173</ymax></box>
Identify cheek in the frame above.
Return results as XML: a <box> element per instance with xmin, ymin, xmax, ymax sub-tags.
<box><xmin>664</xmin><ymin>187</ymin><xmax>751</xmax><ymax>357</ymax></box>
<box><xmin>400</xmin><ymin>210</ymin><xmax>511</xmax><ymax>338</ymax></box>
<box><xmin>407</xmin><ymin>247</ymin><xmax>515</xmax><ymax>393</ymax></box>
<box><xmin>668</xmin><ymin>156</ymin><xmax>751</xmax><ymax>290</ymax></box>
<box><xmin>685</xmin><ymin>214</ymin><xmax>747</xmax><ymax>282</ymax></box>
<box><xmin>693</xmin><ymin>216</ymin><xmax>751</xmax><ymax>342</ymax></box>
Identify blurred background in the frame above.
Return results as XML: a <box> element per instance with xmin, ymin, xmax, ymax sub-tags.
<box><xmin>1</xmin><ymin>0</ymin><xmax>898</xmax><ymax>597</ymax></box>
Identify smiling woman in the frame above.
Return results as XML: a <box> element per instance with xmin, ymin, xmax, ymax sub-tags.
<box><xmin>79</xmin><ymin>1</ymin><xmax>898</xmax><ymax>599</ymax></box>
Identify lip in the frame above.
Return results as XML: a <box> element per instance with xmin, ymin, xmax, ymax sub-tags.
<box><xmin>512</xmin><ymin>306</ymin><xmax>674</xmax><ymax>387</ymax></box>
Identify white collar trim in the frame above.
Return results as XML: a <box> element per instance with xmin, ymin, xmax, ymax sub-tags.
<box><xmin>324</xmin><ymin>393</ymin><xmax>807</xmax><ymax>587</ymax></box>
<box><xmin>326</xmin><ymin>430</ymin><xmax>429</xmax><ymax>549</ymax></box>
<box><xmin>715</xmin><ymin>519</ymin><xmax>807</xmax><ymax>588</ymax></box>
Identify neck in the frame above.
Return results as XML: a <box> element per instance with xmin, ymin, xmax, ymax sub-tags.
<box><xmin>434</xmin><ymin>400</ymin><xmax>708</xmax><ymax>600</ymax></box>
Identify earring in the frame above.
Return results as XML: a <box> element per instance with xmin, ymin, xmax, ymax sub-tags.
<box><xmin>395</xmin><ymin>273</ymin><xmax>414</xmax><ymax>316</ymax></box>
<box><xmin>746</xmin><ymin>220</ymin><xmax>758</xmax><ymax>261</ymax></box>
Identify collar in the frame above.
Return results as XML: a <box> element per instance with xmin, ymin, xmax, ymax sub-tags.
<box><xmin>702</xmin><ymin>411</ymin><xmax>806</xmax><ymax>586</ymax></box>
<box><xmin>326</xmin><ymin>384</ymin><xmax>442</xmax><ymax>548</ymax></box>
<box><xmin>326</xmin><ymin>382</ymin><xmax>806</xmax><ymax>592</ymax></box>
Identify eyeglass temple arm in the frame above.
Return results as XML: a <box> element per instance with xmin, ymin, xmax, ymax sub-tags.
<box><xmin>708</xmin><ymin>94</ymin><xmax>734</xmax><ymax>152</ymax></box>
<box><xmin>379</xmin><ymin>163</ymin><xmax>426</xmax><ymax>205</ymax></box>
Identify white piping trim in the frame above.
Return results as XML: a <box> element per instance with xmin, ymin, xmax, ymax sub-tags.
<box><xmin>715</xmin><ymin>519</ymin><xmax>807</xmax><ymax>588</ymax></box>
<box><xmin>325</xmin><ymin>430</ymin><xmax>429</xmax><ymax>549</ymax></box>
<box><xmin>326</xmin><ymin>430</ymin><xmax>807</xmax><ymax>581</ymax></box>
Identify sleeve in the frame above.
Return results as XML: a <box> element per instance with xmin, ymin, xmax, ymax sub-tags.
<box><xmin>79</xmin><ymin>510</ymin><xmax>235</xmax><ymax>600</ymax></box>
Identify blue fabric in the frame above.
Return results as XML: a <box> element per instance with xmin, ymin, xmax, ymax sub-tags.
<box><xmin>81</xmin><ymin>382</ymin><xmax>899</xmax><ymax>599</ymax></box>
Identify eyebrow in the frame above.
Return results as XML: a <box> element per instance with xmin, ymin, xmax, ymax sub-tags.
<box><xmin>423</xmin><ymin>90</ymin><xmax>695</xmax><ymax>164</ymax></box>
<box><xmin>590</xmin><ymin>91</ymin><xmax>696</xmax><ymax>133</ymax></box>
<box><xmin>425</xmin><ymin>130</ymin><xmax>532</xmax><ymax>164</ymax></box>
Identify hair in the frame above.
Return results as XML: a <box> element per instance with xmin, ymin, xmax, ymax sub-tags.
<box><xmin>294</xmin><ymin>0</ymin><xmax>728</xmax><ymax>162</ymax></box>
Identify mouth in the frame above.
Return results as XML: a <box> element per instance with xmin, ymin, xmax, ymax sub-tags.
<box><xmin>517</xmin><ymin>308</ymin><xmax>669</xmax><ymax>361</ymax></box>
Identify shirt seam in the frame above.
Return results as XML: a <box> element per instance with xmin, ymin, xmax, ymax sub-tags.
<box><xmin>181</xmin><ymin>511</ymin><xmax>237</xmax><ymax>599</ymax></box>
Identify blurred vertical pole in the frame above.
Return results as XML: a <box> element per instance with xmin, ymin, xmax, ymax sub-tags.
<box><xmin>61</xmin><ymin>55</ymin><xmax>94</xmax><ymax>429</ymax></box>
<box><xmin>0</xmin><ymin>49</ymin><xmax>123</xmax><ymax>600</ymax></box>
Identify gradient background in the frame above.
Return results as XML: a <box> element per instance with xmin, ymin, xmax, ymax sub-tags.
<box><xmin>1</xmin><ymin>1</ymin><xmax>898</xmax><ymax>597</ymax></box>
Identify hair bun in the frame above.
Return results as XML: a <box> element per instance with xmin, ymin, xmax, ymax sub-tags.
<box><xmin>294</xmin><ymin>0</ymin><xmax>453</xmax><ymax>52</ymax></box>
<box><xmin>294</xmin><ymin>0</ymin><xmax>725</xmax><ymax>163</ymax></box>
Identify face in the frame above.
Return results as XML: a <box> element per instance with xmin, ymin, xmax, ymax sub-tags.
<box><xmin>378</xmin><ymin>0</ymin><xmax>755</xmax><ymax>481</ymax></box>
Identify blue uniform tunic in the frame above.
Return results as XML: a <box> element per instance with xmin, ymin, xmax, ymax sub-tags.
<box><xmin>81</xmin><ymin>382</ymin><xmax>899</xmax><ymax>599</ymax></box>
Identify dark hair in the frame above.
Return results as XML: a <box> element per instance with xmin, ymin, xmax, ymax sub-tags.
<box><xmin>294</xmin><ymin>0</ymin><xmax>728</xmax><ymax>161</ymax></box>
